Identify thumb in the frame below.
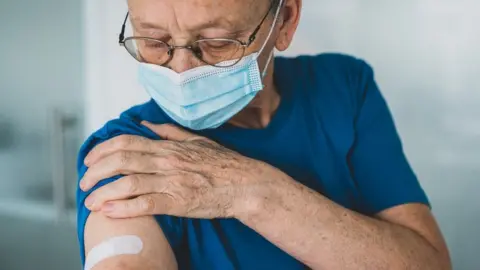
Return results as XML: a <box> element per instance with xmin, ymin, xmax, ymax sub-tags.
<box><xmin>142</xmin><ymin>121</ymin><xmax>196</xmax><ymax>141</ymax></box>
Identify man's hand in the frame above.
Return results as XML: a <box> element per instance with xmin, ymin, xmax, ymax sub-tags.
<box><xmin>79</xmin><ymin>122</ymin><xmax>280</xmax><ymax>219</ymax></box>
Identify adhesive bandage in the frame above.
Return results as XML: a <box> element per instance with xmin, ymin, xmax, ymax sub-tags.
<box><xmin>84</xmin><ymin>235</ymin><xmax>144</xmax><ymax>270</ymax></box>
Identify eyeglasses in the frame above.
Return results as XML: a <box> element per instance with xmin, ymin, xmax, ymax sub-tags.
<box><xmin>118</xmin><ymin>2</ymin><xmax>275</xmax><ymax>68</ymax></box>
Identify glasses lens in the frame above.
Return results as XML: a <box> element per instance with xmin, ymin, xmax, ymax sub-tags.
<box><xmin>124</xmin><ymin>37</ymin><xmax>171</xmax><ymax>65</ymax></box>
<box><xmin>194</xmin><ymin>39</ymin><xmax>245</xmax><ymax>67</ymax></box>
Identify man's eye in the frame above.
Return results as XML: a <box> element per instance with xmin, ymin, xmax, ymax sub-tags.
<box><xmin>198</xmin><ymin>41</ymin><xmax>239</xmax><ymax>54</ymax></box>
<box><xmin>202</xmin><ymin>40</ymin><xmax>232</xmax><ymax>49</ymax></box>
<box><xmin>146</xmin><ymin>42</ymin><xmax>164</xmax><ymax>48</ymax></box>
<box><xmin>142</xmin><ymin>41</ymin><xmax>167</xmax><ymax>49</ymax></box>
<box><xmin>209</xmin><ymin>44</ymin><xmax>229</xmax><ymax>49</ymax></box>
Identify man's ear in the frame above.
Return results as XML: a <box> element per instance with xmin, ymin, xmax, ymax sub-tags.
<box><xmin>275</xmin><ymin>0</ymin><xmax>302</xmax><ymax>51</ymax></box>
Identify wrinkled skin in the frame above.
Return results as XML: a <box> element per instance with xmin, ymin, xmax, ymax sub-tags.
<box><xmin>80</xmin><ymin>122</ymin><xmax>286</xmax><ymax>219</ymax></box>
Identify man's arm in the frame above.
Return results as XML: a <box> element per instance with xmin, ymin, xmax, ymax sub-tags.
<box><xmin>236</xmin><ymin>177</ymin><xmax>451</xmax><ymax>270</ymax></box>
<box><xmin>84</xmin><ymin>212</ymin><xmax>178</xmax><ymax>270</ymax></box>
<box><xmin>236</xmin><ymin>58</ymin><xmax>451</xmax><ymax>269</ymax></box>
<box><xmin>234</xmin><ymin>58</ymin><xmax>451</xmax><ymax>269</ymax></box>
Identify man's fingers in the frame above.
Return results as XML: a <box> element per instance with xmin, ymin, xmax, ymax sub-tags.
<box><xmin>101</xmin><ymin>194</ymin><xmax>176</xmax><ymax>218</ymax></box>
<box><xmin>142</xmin><ymin>122</ymin><xmax>198</xmax><ymax>142</ymax></box>
<box><xmin>84</xmin><ymin>135</ymin><xmax>169</xmax><ymax>166</ymax></box>
<box><xmin>84</xmin><ymin>174</ymin><xmax>170</xmax><ymax>211</ymax></box>
<box><xmin>80</xmin><ymin>151</ymin><xmax>175</xmax><ymax>191</ymax></box>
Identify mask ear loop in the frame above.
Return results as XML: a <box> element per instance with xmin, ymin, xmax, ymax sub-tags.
<box><xmin>257</xmin><ymin>0</ymin><xmax>285</xmax><ymax>76</ymax></box>
<box><xmin>262</xmin><ymin>51</ymin><xmax>275</xmax><ymax>78</ymax></box>
<box><xmin>258</xmin><ymin>0</ymin><xmax>284</xmax><ymax>54</ymax></box>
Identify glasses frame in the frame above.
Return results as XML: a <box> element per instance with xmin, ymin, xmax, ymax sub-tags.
<box><xmin>118</xmin><ymin>1</ymin><xmax>276</xmax><ymax>67</ymax></box>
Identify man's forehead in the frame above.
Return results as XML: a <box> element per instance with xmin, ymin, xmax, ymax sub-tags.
<box><xmin>128</xmin><ymin>0</ymin><xmax>270</xmax><ymax>31</ymax></box>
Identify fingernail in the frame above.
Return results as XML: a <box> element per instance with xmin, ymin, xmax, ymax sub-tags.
<box><xmin>79</xmin><ymin>180</ymin><xmax>87</xmax><ymax>191</ymax></box>
<box><xmin>85</xmin><ymin>196</ymin><xmax>95</xmax><ymax>209</ymax></box>
<box><xmin>84</xmin><ymin>157</ymin><xmax>90</xmax><ymax>166</ymax></box>
<box><xmin>102</xmin><ymin>203</ymin><xmax>115</xmax><ymax>213</ymax></box>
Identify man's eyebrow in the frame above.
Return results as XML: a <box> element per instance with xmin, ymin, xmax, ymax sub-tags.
<box><xmin>133</xmin><ymin>17</ymin><xmax>242</xmax><ymax>32</ymax></box>
<box><xmin>192</xmin><ymin>18</ymin><xmax>237</xmax><ymax>31</ymax></box>
<box><xmin>135</xmin><ymin>21</ymin><xmax>166</xmax><ymax>31</ymax></box>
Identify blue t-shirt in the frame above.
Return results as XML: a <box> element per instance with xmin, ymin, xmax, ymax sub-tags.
<box><xmin>77</xmin><ymin>54</ymin><xmax>429</xmax><ymax>269</ymax></box>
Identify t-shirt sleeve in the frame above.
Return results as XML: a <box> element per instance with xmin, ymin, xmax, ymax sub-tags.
<box><xmin>350</xmin><ymin>60</ymin><xmax>430</xmax><ymax>215</ymax></box>
<box><xmin>76</xmin><ymin>127</ymin><xmax>184</xmax><ymax>266</ymax></box>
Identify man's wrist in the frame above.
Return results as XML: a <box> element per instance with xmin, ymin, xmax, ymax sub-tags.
<box><xmin>233</xmin><ymin>162</ymin><xmax>289</xmax><ymax>222</ymax></box>
<box><xmin>232</xmin><ymin>186</ymin><xmax>269</xmax><ymax>222</ymax></box>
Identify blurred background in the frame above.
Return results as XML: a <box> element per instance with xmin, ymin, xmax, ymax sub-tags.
<box><xmin>0</xmin><ymin>0</ymin><xmax>478</xmax><ymax>269</ymax></box>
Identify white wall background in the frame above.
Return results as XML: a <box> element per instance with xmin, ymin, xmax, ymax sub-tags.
<box><xmin>0</xmin><ymin>1</ymin><xmax>83</xmax><ymax>269</ymax></box>
<box><xmin>83</xmin><ymin>1</ymin><xmax>480</xmax><ymax>269</ymax></box>
<box><xmin>0</xmin><ymin>0</ymin><xmax>83</xmax><ymax>202</ymax></box>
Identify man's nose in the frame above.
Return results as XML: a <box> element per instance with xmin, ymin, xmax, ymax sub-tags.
<box><xmin>166</xmin><ymin>48</ymin><xmax>205</xmax><ymax>73</ymax></box>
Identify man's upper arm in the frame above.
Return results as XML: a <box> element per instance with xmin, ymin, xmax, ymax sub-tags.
<box><xmin>349</xmin><ymin>59</ymin><xmax>430</xmax><ymax>214</ymax></box>
<box><xmin>350</xmin><ymin>60</ymin><xmax>450</xmax><ymax>266</ymax></box>
<box><xmin>84</xmin><ymin>212</ymin><xmax>178</xmax><ymax>270</ymax></box>
<box><xmin>77</xmin><ymin>127</ymin><xmax>183</xmax><ymax>270</ymax></box>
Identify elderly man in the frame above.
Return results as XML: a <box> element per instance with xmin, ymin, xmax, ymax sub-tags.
<box><xmin>77</xmin><ymin>0</ymin><xmax>451</xmax><ymax>269</ymax></box>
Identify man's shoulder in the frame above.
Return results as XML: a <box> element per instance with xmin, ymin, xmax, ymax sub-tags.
<box><xmin>277</xmin><ymin>53</ymin><xmax>375</xmax><ymax>115</ymax></box>
<box><xmin>77</xmin><ymin>99</ymin><xmax>170</xmax><ymax>168</ymax></box>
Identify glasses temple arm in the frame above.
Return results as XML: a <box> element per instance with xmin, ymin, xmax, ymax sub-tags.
<box><xmin>119</xmin><ymin>12</ymin><xmax>129</xmax><ymax>44</ymax></box>
<box><xmin>247</xmin><ymin>2</ymin><xmax>276</xmax><ymax>45</ymax></box>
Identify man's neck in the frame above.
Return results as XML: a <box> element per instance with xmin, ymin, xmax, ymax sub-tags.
<box><xmin>227</xmin><ymin>73</ymin><xmax>281</xmax><ymax>129</ymax></box>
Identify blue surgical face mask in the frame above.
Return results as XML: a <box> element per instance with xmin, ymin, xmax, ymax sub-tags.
<box><xmin>138</xmin><ymin>1</ymin><xmax>283</xmax><ymax>130</ymax></box>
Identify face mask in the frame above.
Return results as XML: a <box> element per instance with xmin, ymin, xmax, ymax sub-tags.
<box><xmin>138</xmin><ymin>0</ymin><xmax>283</xmax><ymax>130</ymax></box>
